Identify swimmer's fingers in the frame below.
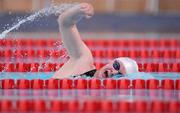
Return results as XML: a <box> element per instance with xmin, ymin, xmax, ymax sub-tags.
<box><xmin>80</xmin><ymin>3</ymin><xmax>94</xmax><ymax>19</ymax></box>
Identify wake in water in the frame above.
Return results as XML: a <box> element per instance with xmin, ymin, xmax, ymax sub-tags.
<box><xmin>0</xmin><ymin>3</ymin><xmax>78</xmax><ymax>39</ymax></box>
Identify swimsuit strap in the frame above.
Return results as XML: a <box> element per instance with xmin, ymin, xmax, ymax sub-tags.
<box><xmin>71</xmin><ymin>69</ymin><xmax>97</xmax><ymax>78</ymax></box>
<box><xmin>81</xmin><ymin>69</ymin><xmax>97</xmax><ymax>77</ymax></box>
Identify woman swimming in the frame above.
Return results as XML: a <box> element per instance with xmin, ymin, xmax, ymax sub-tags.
<box><xmin>52</xmin><ymin>3</ymin><xmax>138</xmax><ymax>79</ymax></box>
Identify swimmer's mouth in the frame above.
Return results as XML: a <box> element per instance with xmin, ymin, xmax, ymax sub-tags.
<box><xmin>104</xmin><ymin>71</ymin><xmax>109</xmax><ymax>78</ymax></box>
<box><xmin>104</xmin><ymin>71</ymin><xmax>122</xmax><ymax>78</ymax></box>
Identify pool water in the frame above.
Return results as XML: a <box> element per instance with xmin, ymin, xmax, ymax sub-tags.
<box><xmin>0</xmin><ymin>72</ymin><xmax>179</xmax><ymax>80</ymax></box>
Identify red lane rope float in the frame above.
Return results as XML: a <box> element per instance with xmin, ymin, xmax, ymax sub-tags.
<box><xmin>27</xmin><ymin>49</ymin><xmax>36</xmax><ymax>58</ymax></box>
<box><xmin>30</xmin><ymin>79</ymin><xmax>44</xmax><ymax>89</ymax></box>
<box><xmin>74</xmin><ymin>79</ymin><xmax>88</xmax><ymax>89</ymax></box>
<box><xmin>45</xmin><ymin>79</ymin><xmax>59</xmax><ymax>89</ymax></box>
<box><xmin>116</xmin><ymin>100</ymin><xmax>131</xmax><ymax>112</ymax></box>
<box><xmin>0</xmin><ymin>99</ymin><xmax>13</xmax><ymax>112</ymax></box>
<box><xmin>43</xmin><ymin>63</ymin><xmax>56</xmax><ymax>72</ymax></box>
<box><xmin>0</xmin><ymin>79</ymin><xmax>178</xmax><ymax>90</ymax></box>
<box><xmin>168</xmin><ymin>100</ymin><xmax>179</xmax><ymax>113</ymax></box>
<box><xmin>17</xmin><ymin>63</ymin><xmax>31</xmax><ymax>72</ymax></box>
<box><xmin>137</xmin><ymin>63</ymin><xmax>143</xmax><ymax>72</ymax></box>
<box><xmin>15</xmin><ymin>50</ymin><xmax>27</xmax><ymax>58</ymax></box>
<box><xmin>100</xmin><ymin>100</ymin><xmax>113</xmax><ymax>112</ymax></box>
<box><xmin>171</xmin><ymin>63</ymin><xmax>180</xmax><ymax>72</ymax></box>
<box><xmin>67</xmin><ymin>100</ymin><xmax>79</xmax><ymax>112</ymax></box>
<box><xmin>4</xmin><ymin>49</ymin><xmax>13</xmax><ymax>58</ymax></box>
<box><xmin>103</xmin><ymin>78</ymin><xmax>117</xmax><ymax>89</ymax></box>
<box><xmin>36</xmin><ymin>39</ymin><xmax>47</xmax><ymax>47</ymax></box>
<box><xmin>32</xmin><ymin>99</ymin><xmax>46</xmax><ymax>112</ymax></box>
<box><xmin>176</xmin><ymin>50</ymin><xmax>180</xmax><ymax>58</ymax></box>
<box><xmin>5</xmin><ymin>63</ymin><xmax>16</xmax><ymax>72</ymax></box>
<box><xmin>145</xmin><ymin>63</ymin><xmax>154</xmax><ymax>72</ymax></box>
<box><xmin>147</xmin><ymin>79</ymin><xmax>159</xmax><ymax>89</ymax></box>
<box><xmin>30</xmin><ymin>63</ymin><xmax>40</xmax><ymax>72</ymax></box>
<box><xmin>59</xmin><ymin>79</ymin><xmax>73</xmax><ymax>89</ymax></box>
<box><xmin>150</xmin><ymin>100</ymin><xmax>167</xmax><ymax>113</ymax></box>
<box><xmin>83</xmin><ymin>100</ymin><xmax>100</xmax><ymax>112</ymax></box>
<box><xmin>50</xmin><ymin>100</ymin><xmax>64</xmax><ymax>112</ymax></box>
<box><xmin>37</xmin><ymin>49</ymin><xmax>50</xmax><ymax>58</ymax></box>
<box><xmin>176</xmin><ymin>79</ymin><xmax>180</xmax><ymax>90</ymax></box>
<box><xmin>161</xmin><ymin>79</ymin><xmax>175</xmax><ymax>90</ymax></box>
<box><xmin>50</xmin><ymin>50</ymin><xmax>62</xmax><ymax>58</ymax></box>
<box><xmin>117</xmin><ymin>79</ymin><xmax>131</xmax><ymax>89</ymax></box>
<box><xmin>1</xmin><ymin>79</ymin><xmax>15</xmax><ymax>89</ymax></box>
<box><xmin>16</xmin><ymin>79</ymin><xmax>30</xmax><ymax>89</ymax></box>
<box><xmin>0</xmin><ymin>39</ymin><xmax>179</xmax><ymax>47</ymax></box>
<box><xmin>0</xmin><ymin>99</ymin><xmax>179</xmax><ymax>112</ymax></box>
<box><xmin>1</xmin><ymin>50</ymin><xmax>179</xmax><ymax>59</ymax></box>
<box><xmin>89</xmin><ymin>78</ymin><xmax>101</xmax><ymax>89</ymax></box>
<box><xmin>16</xmin><ymin>100</ymin><xmax>31</xmax><ymax>112</ymax></box>
<box><xmin>132</xmin><ymin>79</ymin><xmax>145</xmax><ymax>89</ymax></box>
<box><xmin>15</xmin><ymin>39</ymin><xmax>27</xmax><ymax>47</ymax></box>
<box><xmin>132</xmin><ymin>100</ymin><xmax>148</xmax><ymax>112</ymax></box>
<box><xmin>0</xmin><ymin>62</ymin><xmax>179</xmax><ymax>72</ymax></box>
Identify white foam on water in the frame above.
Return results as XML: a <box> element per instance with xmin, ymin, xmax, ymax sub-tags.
<box><xmin>0</xmin><ymin>3</ymin><xmax>78</xmax><ymax>39</ymax></box>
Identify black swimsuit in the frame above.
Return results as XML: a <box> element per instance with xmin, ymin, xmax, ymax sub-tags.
<box><xmin>70</xmin><ymin>69</ymin><xmax>124</xmax><ymax>78</ymax></box>
<box><xmin>71</xmin><ymin>69</ymin><xmax>97</xmax><ymax>78</ymax></box>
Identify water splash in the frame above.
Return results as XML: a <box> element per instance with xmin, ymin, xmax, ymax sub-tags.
<box><xmin>0</xmin><ymin>3</ymin><xmax>76</xmax><ymax>73</ymax></box>
<box><xmin>0</xmin><ymin>3</ymin><xmax>78</xmax><ymax>39</ymax></box>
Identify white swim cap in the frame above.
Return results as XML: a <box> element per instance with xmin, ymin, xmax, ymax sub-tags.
<box><xmin>113</xmin><ymin>57</ymin><xmax>139</xmax><ymax>75</ymax></box>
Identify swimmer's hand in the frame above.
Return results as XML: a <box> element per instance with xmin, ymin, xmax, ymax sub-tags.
<box><xmin>79</xmin><ymin>3</ymin><xmax>94</xmax><ymax>19</ymax></box>
<box><xmin>58</xmin><ymin>3</ymin><xmax>94</xmax><ymax>27</ymax></box>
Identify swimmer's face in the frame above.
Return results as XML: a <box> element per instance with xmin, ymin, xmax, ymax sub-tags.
<box><xmin>95</xmin><ymin>59</ymin><xmax>124</xmax><ymax>78</ymax></box>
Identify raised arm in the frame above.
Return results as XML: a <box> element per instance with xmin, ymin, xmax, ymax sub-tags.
<box><xmin>52</xmin><ymin>3</ymin><xmax>95</xmax><ymax>79</ymax></box>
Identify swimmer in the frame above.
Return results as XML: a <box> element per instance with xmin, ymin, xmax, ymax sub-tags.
<box><xmin>52</xmin><ymin>3</ymin><xmax>139</xmax><ymax>79</ymax></box>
